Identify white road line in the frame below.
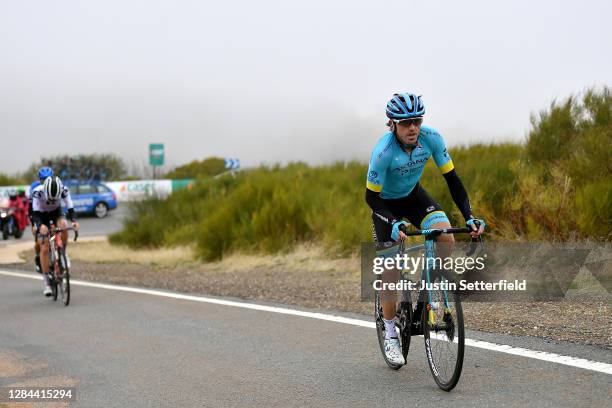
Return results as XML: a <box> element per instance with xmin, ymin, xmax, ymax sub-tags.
<box><xmin>2</xmin><ymin>269</ymin><xmax>611</xmax><ymax>375</ymax></box>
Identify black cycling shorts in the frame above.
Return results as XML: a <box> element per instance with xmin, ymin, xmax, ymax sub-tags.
<box><xmin>371</xmin><ymin>183</ymin><xmax>450</xmax><ymax>243</ymax></box>
<box><xmin>38</xmin><ymin>208</ymin><xmax>64</xmax><ymax>229</ymax></box>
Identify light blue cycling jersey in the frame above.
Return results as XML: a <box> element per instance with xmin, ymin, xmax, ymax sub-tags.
<box><xmin>366</xmin><ymin>126</ymin><xmax>454</xmax><ymax>199</ymax></box>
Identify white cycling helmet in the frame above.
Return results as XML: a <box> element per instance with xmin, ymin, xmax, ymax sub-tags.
<box><xmin>43</xmin><ymin>176</ymin><xmax>63</xmax><ymax>201</ymax></box>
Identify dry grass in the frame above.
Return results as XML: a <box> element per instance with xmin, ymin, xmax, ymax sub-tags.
<box><xmin>56</xmin><ymin>239</ymin><xmax>195</xmax><ymax>268</ymax></box>
<box><xmin>65</xmin><ymin>240</ymin><xmax>361</xmax><ymax>277</ymax></box>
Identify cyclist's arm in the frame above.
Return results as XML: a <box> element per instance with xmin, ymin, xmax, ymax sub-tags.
<box><xmin>28</xmin><ymin>182</ymin><xmax>38</xmax><ymax>222</ymax></box>
<box><xmin>61</xmin><ymin>187</ymin><xmax>76</xmax><ymax>222</ymax></box>
<box><xmin>443</xmin><ymin>170</ymin><xmax>473</xmax><ymax>221</ymax></box>
<box><xmin>429</xmin><ymin>129</ymin><xmax>473</xmax><ymax>221</ymax></box>
<box><xmin>31</xmin><ymin>191</ymin><xmax>42</xmax><ymax>231</ymax></box>
<box><xmin>365</xmin><ymin>142</ymin><xmax>396</xmax><ymax>225</ymax></box>
<box><xmin>28</xmin><ymin>197</ymin><xmax>34</xmax><ymax>222</ymax></box>
<box><xmin>365</xmin><ymin>188</ymin><xmax>397</xmax><ymax>225</ymax></box>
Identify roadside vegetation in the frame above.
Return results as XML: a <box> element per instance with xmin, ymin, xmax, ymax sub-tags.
<box><xmin>163</xmin><ymin>157</ymin><xmax>227</xmax><ymax>179</ymax></box>
<box><xmin>0</xmin><ymin>173</ymin><xmax>27</xmax><ymax>186</ymax></box>
<box><xmin>110</xmin><ymin>87</ymin><xmax>611</xmax><ymax>260</ymax></box>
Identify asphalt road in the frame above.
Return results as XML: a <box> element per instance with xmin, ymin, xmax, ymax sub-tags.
<box><xmin>1</xmin><ymin>272</ymin><xmax>610</xmax><ymax>407</ymax></box>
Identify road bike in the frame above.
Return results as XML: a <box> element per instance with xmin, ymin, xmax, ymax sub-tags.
<box><xmin>374</xmin><ymin>225</ymin><xmax>483</xmax><ymax>391</ymax></box>
<box><xmin>38</xmin><ymin>223</ymin><xmax>78</xmax><ymax>306</ymax></box>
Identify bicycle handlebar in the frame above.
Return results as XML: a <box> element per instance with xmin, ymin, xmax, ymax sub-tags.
<box><xmin>37</xmin><ymin>227</ymin><xmax>79</xmax><ymax>242</ymax></box>
<box><xmin>398</xmin><ymin>224</ymin><xmax>484</xmax><ymax>256</ymax></box>
<box><xmin>398</xmin><ymin>224</ymin><xmax>473</xmax><ymax>236</ymax></box>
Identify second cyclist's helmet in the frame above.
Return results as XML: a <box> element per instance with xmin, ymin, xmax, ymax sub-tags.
<box><xmin>386</xmin><ymin>93</ymin><xmax>425</xmax><ymax>120</ymax></box>
<box><xmin>38</xmin><ymin>167</ymin><xmax>54</xmax><ymax>180</ymax></box>
<box><xmin>43</xmin><ymin>176</ymin><xmax>63</xmax><ymax>201</ymax></box>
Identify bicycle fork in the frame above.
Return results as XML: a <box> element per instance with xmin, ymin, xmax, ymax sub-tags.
<box><xmin>424</xmin><ymin>239</ymin><xmax>452</xmax><ymax>328</ymax></box>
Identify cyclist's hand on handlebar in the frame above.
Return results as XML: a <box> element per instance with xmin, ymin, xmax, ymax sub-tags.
<box><xmin>391</xmin><ymin>220</ymin><xmax>410</xmax><ymax>242</ymax></box>
<box><xmin>466</xmin><ymin>217</ymin><xmax>485</xmax><ymax>238</ymax></box>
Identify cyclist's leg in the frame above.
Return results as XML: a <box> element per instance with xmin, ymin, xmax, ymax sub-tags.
<box><xmin>38</xmin><ymin>213</ymin><xmax>51</xmax><ymax>275</ymax></box>
<box><xmin>32</xmin><ymin>224</ymin><xmax>41</xmax><ymax>271</ymax></box>
<box><xmin>371</xmin><ymin>215</ymin><xmax>400</xmax><ymax>322</ymax></box>
<box><xmin>37</xmin><ymin>213</ymin><xmax>52</xmax><ymax>294</ymax></box>
<box><xmin>405</xmin><ymin>184</ymin><xmax>454</xmax><ymax>258</ymax></box>
<box><xmin>56</xmin><ymin>213</ymin><xmax>69</xmax><ymax>251</ymax></box>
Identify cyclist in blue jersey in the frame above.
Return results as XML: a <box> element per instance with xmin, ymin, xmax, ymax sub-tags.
<box><xmin>366</xmin><ymin>93</ymin><xmax>485</xmax><ymax>365</ymax></box>
<box><xmin>29</xmin><ymin>167</ymin><xmax>54</xmax><ymax>273</ymax></box>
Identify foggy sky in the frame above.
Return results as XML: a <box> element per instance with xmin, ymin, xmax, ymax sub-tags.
<box><xmin>1</xmin><ymin>0</ymin><xmax>611</xmax><ymax>175</ymax></box>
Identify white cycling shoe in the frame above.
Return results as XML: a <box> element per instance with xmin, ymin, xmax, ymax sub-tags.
<box><xmin>43</xmin><ymin>284</ymin><xmax>53</xmax><ymax>297</ymax></box>
<box><xmin>384</xmin><ymin>338</ymin><xmax>405</xmax><ymax>365</ymax></box>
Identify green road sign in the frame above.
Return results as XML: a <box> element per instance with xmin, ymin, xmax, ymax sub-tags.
<box><xmin>149</xmin><ymin>143</ymin><xmax>165</xmax><ymax>166</ymax></box>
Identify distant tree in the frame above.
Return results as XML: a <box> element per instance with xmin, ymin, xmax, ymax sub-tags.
<box><xmin>164</xmin><ymin>157</ymin><xmax>227</xmax><ymax>179</ymax></box>
<box><xmin>0</xmin><ymin>173</ymin><xmax>27</xmax><ymax>186</ymax></box>
<box><xmin>23</xmin><ymin>154</ymin><xmax>128</xmax><ymax>182</ymax></box>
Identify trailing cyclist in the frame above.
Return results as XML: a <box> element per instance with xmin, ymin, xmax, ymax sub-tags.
<box><xmin>365</xmin><ymin>93</ymin><xmax>485</xmax><ymax>366</ymax></box>
<box><xmin>31</xmin><ymin>176</ymin><xmax>79</xmax><ymax>296</ymax></box>
<box><xmin>30</xmin><ymin>167</ymin><xmax>54</xmax><ymax>273</ymax></box>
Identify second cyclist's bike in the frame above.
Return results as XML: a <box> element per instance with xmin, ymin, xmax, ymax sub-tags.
<box><xmin>38</xmin><ymin>222</ymin><xmax>78</xmax><ymax>306</ymax></box>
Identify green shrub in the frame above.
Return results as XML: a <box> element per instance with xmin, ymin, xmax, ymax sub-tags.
<box><xmin>575</xmin><ymin>179</ymin><xmax>612</xmax><ymax>240</ymax></box>
<box><xmin>0</xmin><ymin>173</ymin><xmax>27</xmax><ymax>186</ymax></box>
<box><xmin>164</xmin><ymin>157</ymin><xmax>226</xmax><ymax>179</ymax></box>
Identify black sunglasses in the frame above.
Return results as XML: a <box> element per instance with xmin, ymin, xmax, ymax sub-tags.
<box><xmin>394</xmin><ymin>117</ymin><xmax>423</xmax><ymax>127</ymax></box>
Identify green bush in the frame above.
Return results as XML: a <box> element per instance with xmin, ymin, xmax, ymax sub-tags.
<box><xmin>575</xmin><ymin>179</ymin><xmax>612</xmax><ymax>240</ymax></box>
<box><xmin>0</xmin><ymin>173</ymin><xmax>26</xmax><ymax>186</ymax></box>
<box><xmin>164</xmin><ymin>157</ymin><xmax>227</xmax><ymax>179</ymax></box>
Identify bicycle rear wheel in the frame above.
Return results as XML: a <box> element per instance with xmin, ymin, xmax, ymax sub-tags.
<box><xmin>422</xmin><ymin>274</ymin><xmax>464</xmax><ymax>391</ymax></box>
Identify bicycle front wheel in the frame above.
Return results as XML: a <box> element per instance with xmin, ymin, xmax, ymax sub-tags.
<box><xmin>58</xmin><ymin>251</ymin><xmax>70</xmax><ymax>306</ymax></box>
<box><xmin>422</xmin><ymin>276</ymin><xmax>464</xmax><ymax>391</ymax></box>
<box><xmin>51</xmin><ymin>270</ymin><xmax>58</xmax><ymax>302</ymax></box>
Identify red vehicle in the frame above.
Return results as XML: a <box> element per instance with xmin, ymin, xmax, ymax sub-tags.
<box><xmin>1</xmin><ymin>190</ymin><xmax>29</xmax><ymax>240</ymax></box>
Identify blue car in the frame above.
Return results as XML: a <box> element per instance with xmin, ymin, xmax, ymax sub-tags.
<box><xmin>64</xmin><ymin>180</ymin><xmax>118</xmax><ymax>218</ymax></box>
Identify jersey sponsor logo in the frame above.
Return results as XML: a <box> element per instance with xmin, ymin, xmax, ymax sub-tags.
<box><xmin>392</xmin><ymin>158</ymin><xmax>428</xmax><ymax>176</ymax></box>
<box><xmin>377</xmin><ymin>139</ymin><xmax>394</xmax><ymax>159</ymax></box>
<box><xmin>368</xmin><ymin>170</ymin><xmax>378</xmax><ymax>182</ymax></box>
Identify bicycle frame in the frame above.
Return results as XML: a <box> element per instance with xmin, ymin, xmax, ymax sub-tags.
<box><xmin>37</xmin><ymin>223</ymin><xmax>77</xmax><ymax>278</ymax></box>
<box><xmin>398</xmin><ymin>227</ymin><xmax>473</xmax><ymax>328</ymax></box>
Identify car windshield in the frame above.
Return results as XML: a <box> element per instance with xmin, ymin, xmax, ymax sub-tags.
<box><xmin>78</xmin><ymin>184</ymin><xmax>97</xmax><ymax>194</ymax></box>
<box><xmin>96</xmin><ymin>185</ymin><xmax>112</xmax><ymax>193</ymax></box>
